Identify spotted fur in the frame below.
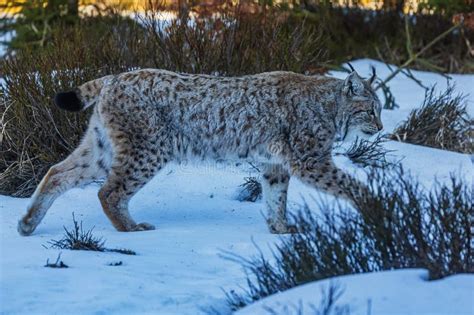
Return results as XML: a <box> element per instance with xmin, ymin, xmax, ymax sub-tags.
<box><xmin>18</xmin><ymin>69</ymin><xmax>383</xmax><ymax>236</ymax></box>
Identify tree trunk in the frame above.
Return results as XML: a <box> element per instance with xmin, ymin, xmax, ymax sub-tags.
<box><xmin>67</xmin><ymin>0</ymin><xmax>79</xmax><ymax>16</ymax></box>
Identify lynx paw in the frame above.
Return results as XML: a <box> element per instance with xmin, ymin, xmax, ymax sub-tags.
<box><xmin>18</xmin><ymin>219</ymin><xmax>36</xmax><ymax>236</ymax></box>
<box><xmin>268</xmin><ymin>222</ymin><xmax>298</xmax><ymax>234</ymax></box>
<box><xmin>132</xmin><ymin>222</ymin><xmax>155</xmax><ymax>231</ymax></box>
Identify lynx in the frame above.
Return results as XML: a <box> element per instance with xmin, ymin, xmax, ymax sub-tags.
<box><xmin>18</xmin><ymin>68</ymin><xmax>382</xmax><ymax>236</ymax></box>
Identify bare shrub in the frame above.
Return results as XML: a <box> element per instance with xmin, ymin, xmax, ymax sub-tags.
<box><xmin>140</xmin><ymin>5</ymin><xmax>326</xmax><ymax>75</ymax></box>
<box><xmin>237</xmin><ymin>177</ymin><xmax>263</xmax><ymax>202</ymax></box>
<box><xmin>342</xmin><ymin>134</ymin><xmax>395</xmax><ymax>169</ymax></box>
<box><xmin>224</xmin><ymin>167</ymin><xmax>473</xmax><ymax>310</ymax></box>
<box><xmin>390</xmin><ymin>85</ymin><xmax>472</xmax><ymax>153</ymax></box>
<box><xmin>378</xmin><ymin>80</ymin><xmax>399</xmax><ymax>110</ymax></box>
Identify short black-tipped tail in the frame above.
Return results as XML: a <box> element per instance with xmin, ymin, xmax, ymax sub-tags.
<box><xmin>54</xmin><ymin>90</ymin><xmax>83</xmax><ymax>112</ymax></box>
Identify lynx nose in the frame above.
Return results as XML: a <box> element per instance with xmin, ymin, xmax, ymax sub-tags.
<box><xmin>376</xmin><ymin>119</ymin><xmax>383</xmax><ymax>131</ymax></box>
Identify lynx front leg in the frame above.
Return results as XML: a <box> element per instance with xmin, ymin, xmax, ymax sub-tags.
<box><xmin>261</xmin><ymin>164</ymin><xmax>295</xmax><ymax>234</ymax></box>
<box><xmin>290</xmin><ymin>154</ymin><xmax>367</xmax><ymax>205</ymax></box>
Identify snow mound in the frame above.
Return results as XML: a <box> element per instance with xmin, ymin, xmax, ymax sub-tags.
<box><xmin>236</xmin><ymin>269</ymin><xmax>474</xmax><ymax>315</ymax></box>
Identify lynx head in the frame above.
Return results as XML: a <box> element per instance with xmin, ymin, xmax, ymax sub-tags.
<box><xmin>336</xmin><ymin>68</ymin><xmax>383</xmax><ymax>142</ymax></box>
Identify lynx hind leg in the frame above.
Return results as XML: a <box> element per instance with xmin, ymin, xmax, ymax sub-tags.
<box><xmin>97</xmin><ymin>140</ymin><xmax>167</xmax><ymax>232</ymax></box>
<box><xmin>18</xmin><ymin>123</ymin><xmax>111</xmax><ymax>236</ymax></box>
<box><xmin>261</xmin><ymin>164</ymin><xmax>296</xmax><ymax>234</ymax></box>
<box><xmin>97</xmin><ymin>119</ymin><xmax>170</xmax><ymax>232</ymax></box>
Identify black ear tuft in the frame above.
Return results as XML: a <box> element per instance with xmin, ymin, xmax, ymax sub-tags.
<box><xmin>54</xmin><ymin>90</ymin><xmax>83</xmax><ymax>112</ymax></box>
<box><xmin>347</xmin><ymin>62</ymin><xmax>356</xmax><ymax>72</ymax></box>
<box><xmin>368</xmin><ymin>66</ymin><xmax>377</xmax><ymax>85</ymax></box>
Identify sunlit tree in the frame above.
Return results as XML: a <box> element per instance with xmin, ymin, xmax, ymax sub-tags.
<box><xmin>0</xmin><ymin>0</ymin><xmax>79</xmax><ymax>50</ymax></box>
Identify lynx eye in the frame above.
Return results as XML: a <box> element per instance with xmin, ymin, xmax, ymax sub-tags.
<box><xmin>367</xmin><ymin>109</ymin><xmax>375</xmax><ymax>116</ymax></box>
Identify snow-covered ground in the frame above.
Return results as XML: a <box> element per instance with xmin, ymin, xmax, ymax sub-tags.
<box><xmin>237</xmin><ymin>269</ymin><xmax>474</xmax><ymax>315</ymax></box>
<box><xmin>0</xmin><ymin>59</ymin><xmax>473</xmax><ymax>314</ymax></box>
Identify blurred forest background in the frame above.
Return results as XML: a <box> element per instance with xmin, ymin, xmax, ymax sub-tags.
<box><xmin>1</xmin><ymin>0</ymin><xmax>473</xmax><ymax>73</ymax></box>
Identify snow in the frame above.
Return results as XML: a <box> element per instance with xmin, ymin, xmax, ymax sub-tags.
<box><xmin>1</xmin><ymin>59</ymin><xmax>473</xmax><ymax>314</ymax></box>
<box><xmin>236</xmin><ymin>269</ymin><xmax>474</xmax><ymax>315</ymax></box>
<box><xmin>0</xmin><ymin>30</ymin><xmax>14</xmax><ymax>57</ymax></box>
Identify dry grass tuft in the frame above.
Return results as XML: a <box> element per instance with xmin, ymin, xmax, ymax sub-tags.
<box><xmin>48</xmin><ymin>213</ymin><xmax>136</xmax><ymax>255</ymax></box>
<box><xmin>44</xmin><ymin>253</ymin><xmax>69</xmax><ymax>268</ymax></box>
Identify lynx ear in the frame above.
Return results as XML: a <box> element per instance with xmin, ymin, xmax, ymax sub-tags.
<box><xmin>343</xmin><ymin>72</ymin><xmax>364</xmax><ymax>96</ymax></box>
<box><xmin>368</xmin><ymin>66</ymin><xmax>377</xmax><ymax>85</ymax></box>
